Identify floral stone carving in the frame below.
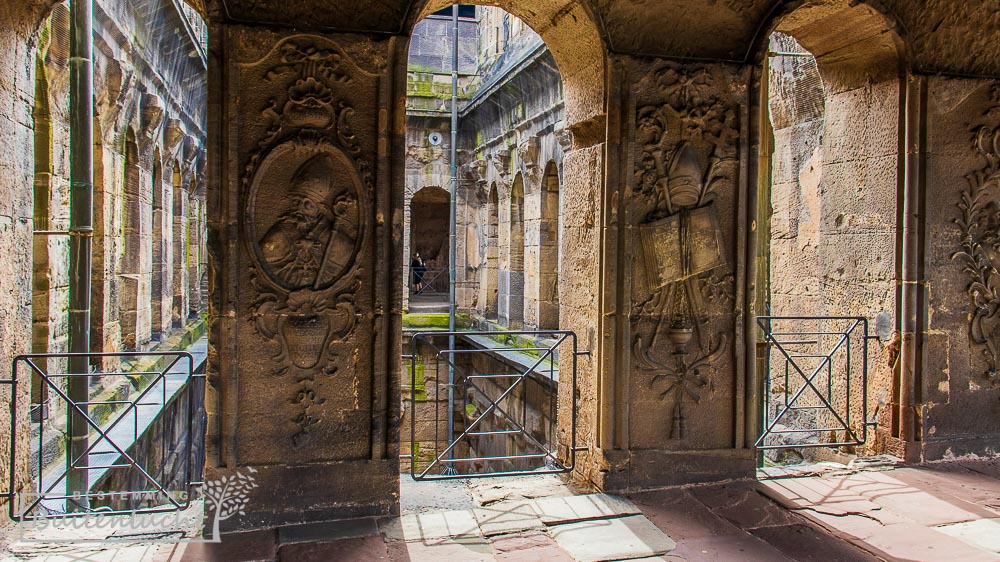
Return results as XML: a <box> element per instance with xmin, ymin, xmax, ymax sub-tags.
<box><xmin>953</xmin><ymin>88</ymin><xmax>1000</xmax><ymax>386</ymax></box>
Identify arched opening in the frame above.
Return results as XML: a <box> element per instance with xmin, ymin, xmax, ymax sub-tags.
<box><xmin>171</xmin><ymin>163</ymin><xmax>187</xmax><ymax>328</ymax></box>
<box><xmin>504</xmin><ymin>173</ymin><xmax>525</xmax><ymax>327</ymax></box>
<box><xmin>399</xmin><ymin>6</ymin><xmax>577</xmax><ymax>485</ymax></box>
<box><xmin>409</xmin><ymin>185</ymin><xmax>450</xmax><ymax>295</ymax></box>
<box><xmin>187</xmin><ymin>175</ymin><xmax>204</xmax><ymax>319</ymax></box>
<box><xmin>120</xmin><ymin>129</ymin><xmax>141</xmax><ymax>350</ymax></box>
<box><xmin>755</xmin><ymin>0</ymin><xmax>903</xmax><ymax>463</ymax></box>
<box><xmin>537</xmin><ymin>160</ymin><xmax>560</xmax><ymax>330</ymax></box>
<box><xmin>150</xmin><ymin>148</ymin><xmax>165</xmax><ymax>340</ymax></box>
<box><xmin>31</xmin><ymin>53</ymin><xmax>52</xmax><ymax>417</ymax></box>
<box><xmin>485</xmin><ymin>182</ymin><xmax>499</xmax><ymax>319</ymax></box>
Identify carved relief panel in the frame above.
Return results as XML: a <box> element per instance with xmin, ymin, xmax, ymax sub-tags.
<box><xmin>955</xmin><ymin>86</ymin><xmax>1000</xmax><ymax>387</ymax></box>
<box><xmin>627</xmin><ymin>61</ymin><xmax>743</xmax><ymax>448</ymax></box>
<box><xmin>235</xmin><ymin>35</ymin><xmax>379</xmax><ymax>464</ymax></box>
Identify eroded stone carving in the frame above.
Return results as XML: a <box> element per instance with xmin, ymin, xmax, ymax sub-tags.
<box><xmin>242</xmin><ymin>36</ymin><xmax>371</xmax><ymax>447</ymax></box>
<box><xmin>631</xmin><ymin>63</ymin><xmax>738</xmax><ymax>438</ymax></box>
<box><xmin>953</xmin><ymin>86</ymin><xmax>1000</xmax><ymax>386</ymax></box>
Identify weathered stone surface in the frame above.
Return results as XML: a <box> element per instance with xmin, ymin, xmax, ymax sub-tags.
<box><xmin>549</xmin><ymin>514</ymin><xmax>677</xmax><ymax>562</ymax></box>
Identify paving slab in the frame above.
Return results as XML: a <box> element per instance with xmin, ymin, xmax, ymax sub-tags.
<box><xmin>380</xmin><ymin>509</ymin><xmax>481</xmax><ymax>542</ymax></box>
<box><xmin>799</xmin><ymin>506</ymin><xmax>907</xmax><ymax>540</ymax></box>
<box><xmin>936</xmin><ymin>518</ymin><xmax>1000</xmax><ymax>555</ymax></box>
<box><xmin>529</xmin><ymin>493</ymin><xmax>641</xmax><ymax>525</ymax></box>
<box><xmin>277</xmin><ymin>535</ymin><xmax>390</xmax><ymax>561</ymax></box>
<box><xmin>178</xmin><ymin>528</ymin><xmax>278</xmax><ymax>562</ymax></box>
<box><xmin>278</xmin><ymin>517</ymin><xmax>379</xmax><ymax>545</ymax></box>
<box><xmin>862</xmin><ymin>522</ymin><xmax>1000</xmax><ymax>562</ymax></box>
<box><xmin>890</xmin><ymin>467</ymin><xmax>1000</xmax><ymax>514</ymax></box>
<box><xmin>386</xmin><ymin>537</ymin><xmax>493</xmax><ymax>562</ymax></box>
<box><xmin>691</xmin><ymin>483</ymin><xmax>801</xmax><ymax>529</ymax></box>
<box><xmin>629</xmin><ymin>489</ymin><xmax>743</xmax><ymax>541</ymax></box>
<box><xmin>467</xmin><ymin>474</ymin><xmax>576</xmax><ymax>507</ymax></box>
<box><xmin>747</xmin><ymin>523</ymin><xmax>880</xmax><ymax>561</ymax></box>
<box><xmin>844</xmin><ymin>471</ymin><xmax>992</xmax><ymax>526</ymax></box>
<box><xmin>490</xmin><ymin>530</ymin><xmax>575</xmax><ymax>562</ymax></box>
<box><xmin>670</xmin><ymin>533</ymin><xmax>795</xmax><ymax>562</ymax></box>
<box><xmin>758</xmin><ymin>477</ymin><xmax>883</xmax><ymax>516</ymax></box>
<box><xmin>472</xmin><ymin>502</ymin><xmax>546</xmax><ymax>536</ymax></box>
<box><xmin>549</xmin><ymin>514</ymin><xmax>676</xmax><ymax>562</ymax></box>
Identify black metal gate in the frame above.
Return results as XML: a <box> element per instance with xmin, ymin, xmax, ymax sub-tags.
<box><xmin>2</xmin><ymin>351</ymin><xmax>204</xmax><ymax>520</ymax></box>
<box><xmin>405</xmin><ymin>330</ymin><xmax>579</xmax><ymax>480</ymax></box>
<box><xmin>755</xmin><ymin>316</ymin><xmax>878</xmax><ymax>451</ymax></box>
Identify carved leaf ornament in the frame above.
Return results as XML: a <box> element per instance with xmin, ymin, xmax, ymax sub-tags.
<box><xmin>631</xmin><ymin>63</ymin><xmax>738</xmax><ymax>438</ymax></box>
<box><xmin>954</xmin><ymin>91</ymin><xmax>1000</xmax><ymax>386</ymax></box>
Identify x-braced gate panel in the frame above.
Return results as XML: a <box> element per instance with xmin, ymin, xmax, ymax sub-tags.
<box><xmin>755</xmin><ymin>317</ymin><xmax>879</xmax><ymax>451</ymax></box>
<box><xmin>2</xmin><ymin>351</ymin><xmax>204</xmax><ymax>520</ymax></box>
<box><xmin>405</xmin><ymin>330</ymin><xmax>579</xmax><ymax>480</ymax></box>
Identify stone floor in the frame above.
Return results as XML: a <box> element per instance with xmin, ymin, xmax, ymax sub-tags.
<box><xmin>4</xmin><ymin>460</ymin><xmax>1000</xmax><ymax>561</ymax></box>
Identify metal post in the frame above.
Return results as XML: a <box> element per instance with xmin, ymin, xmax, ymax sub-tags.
<box><xmin>444</xmin><ymin>3</ymin><xmax>459</xmax><ymax>474</ymax></box>
<box><xmin>67</xmin><ymin>0</ymin><xmax>94</xmax><ymax>508</ymax></box>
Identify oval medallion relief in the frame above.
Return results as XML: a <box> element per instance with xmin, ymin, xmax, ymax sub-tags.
<box><xmin>246</xmin><ymin>141</ymin><xmax>364</xmax><ymax>294</ymax></box>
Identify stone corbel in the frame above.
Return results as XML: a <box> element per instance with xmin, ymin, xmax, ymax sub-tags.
<box><xmin>518</xmin><ymin>137</ymin><xmax>540</xmax><ymax>173</ymax></box>
<box><xmin>164</xmin><ymin>118</ymin><xmax>187</xmax><ymax>157</ymax></box>
<box><xmin>472</xmin><ymin>158</ymin><xmax>488</xmax><ymax>183</ymax></box>
<box><xmin>140</xmin><ymin>93</ymin><xmax>165</xmax><ymax>138</ymax></box>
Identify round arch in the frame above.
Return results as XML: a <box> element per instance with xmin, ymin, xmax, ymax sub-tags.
<box><xmin>752</xmin><ymin>0</ymin><xmax>906</xmax><ymax>457</ymax></box>
<box><xmin>407</xmin><ymin>0</ymin><xmax>607</xmax><ymax>132</ymax></box>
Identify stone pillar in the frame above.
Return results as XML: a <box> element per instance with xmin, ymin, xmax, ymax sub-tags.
<box><xmin>204</xmin><ymin>25</ymin><xmax>399</xmax><ymax>530</ymax></box>
<box><xmin>609</xmin><ymin>59</ymin><xmax>755</xmax><ymax>488</ymax></box>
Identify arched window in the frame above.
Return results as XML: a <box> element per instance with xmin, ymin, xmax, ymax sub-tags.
<box><xmin>31</xmin><ymin>54</ymin><xmax>52</xmax><ymax>415</ymax></box>
<box><xmin>172</xmin><ymin>163</ymin><xmax>187</xmax><ymax>328</ymax></box>
<box><xmin>151</xmin><ymin>149</ymin><xmax>165</xmax><ymax>339</ymax></box>
<box><xmin>538</xmin><ymin>161</ymin><xmax>560</xmax><ymax>329</ymax></box>
<box><xmin>120</xmin><ymin>129</ymin><xmax>140</xmax><ymax>350</ymax></box>
<box><xmin>505</xmin><ymin>174</ymin><xmax>525</xmax><ymax>327</ymax></box>
<box><xmin>485</xmin><ymin>183</ymin><xmax>499</xmax><ymax>319</ymax></box>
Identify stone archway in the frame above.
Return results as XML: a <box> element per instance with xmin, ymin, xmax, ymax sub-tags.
<box><xmin>408</xmin><ymin>185</ymin><xmax>450</xmax><ymax>290</ymax></box>
<box><xmin>751</xmin><ymin>0</ymin><xmax>906</xmax><ymax>461</ymax></box>
<box><xmin>201</xmin><ymin>0</ymin><xmax>611</xmax><ymax>530</ymax></box>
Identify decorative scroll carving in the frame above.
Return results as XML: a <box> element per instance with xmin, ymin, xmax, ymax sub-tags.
<box><xmin>953</xmin><ymin>87</ymin><xmax>1000</xmax><ymax>386</ymax></box>
<box><xmin>242</xmin><ymin>36</ymin><xmax>371</xmax><ymax>446</ymax></box>
<box><xmin>631</xmin><ymin>63</ymin><xmax>738</xmax><ymax>438</ymax></box>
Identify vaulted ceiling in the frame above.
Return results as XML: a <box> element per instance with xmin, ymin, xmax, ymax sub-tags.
<box><xmin>193</xmin><ymin>0</ymin><xmax>1000</xmax><ymax>77</ymax></box>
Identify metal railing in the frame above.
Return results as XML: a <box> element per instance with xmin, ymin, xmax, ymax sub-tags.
<box><xmin>2</xmin><ymin>351</ymin><xmax>203</xmax><ymax>520</ymax></box>
<box><xmin>405</xmin><ymin>330</ymin><xmax>579</xmax><ymax>480</ymax></box>
<box><xmin>412</xmin><ymin>268</ymin><xmax>449</xmax><ymax>295</ymax></box>
<box><xmin>755</xmin><ymin>316</ymin><xmax>878</xmax><ymax>451</ymax></box>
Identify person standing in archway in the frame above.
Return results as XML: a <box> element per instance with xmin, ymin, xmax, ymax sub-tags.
<box><xmin>412</xmin><ymin>253</ymin><xmax>426</xmax><ymax>294</ymax></box>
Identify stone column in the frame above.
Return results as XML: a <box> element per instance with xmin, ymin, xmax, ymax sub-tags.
<box><xmin>204</xmin><ymin>24</ymin><xmax>399</xmax><ymax>530</ymax></box>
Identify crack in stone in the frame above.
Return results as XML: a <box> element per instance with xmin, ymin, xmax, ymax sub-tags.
<box><xmin>795</xmin><ymin>506</ymin><xmax>888</xmax><ymax>525</ymax></box>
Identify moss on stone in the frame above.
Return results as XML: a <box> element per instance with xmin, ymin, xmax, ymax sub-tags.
<box><xmin>402</xmin><ymin>313</ymin><xmax>451</xmax><ymax>328</ymax></box>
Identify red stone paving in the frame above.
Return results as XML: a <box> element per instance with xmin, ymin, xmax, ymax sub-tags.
<box><xmin>277</xmin><ymin>535</ymin><xmax>392</xmax><ymax>561</ymax></box>
<box><xmin>629</xmin><ymin>489</ymin><xmax>745</xmax><ymax>541</ymax></box>
<box><xmin>178</xmin><ymin>528</ymin><xmax>278</xmax><ymax>562</ymax></box>
<box><xmin>150</xmin><ymin>462</ymin><xmax>1000</xmax><ymax>562</ymax></box>
<box><xmin>670</xmin><ymin>533</ymin><xmax>796</xmax><ymax>562</ymax></box>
